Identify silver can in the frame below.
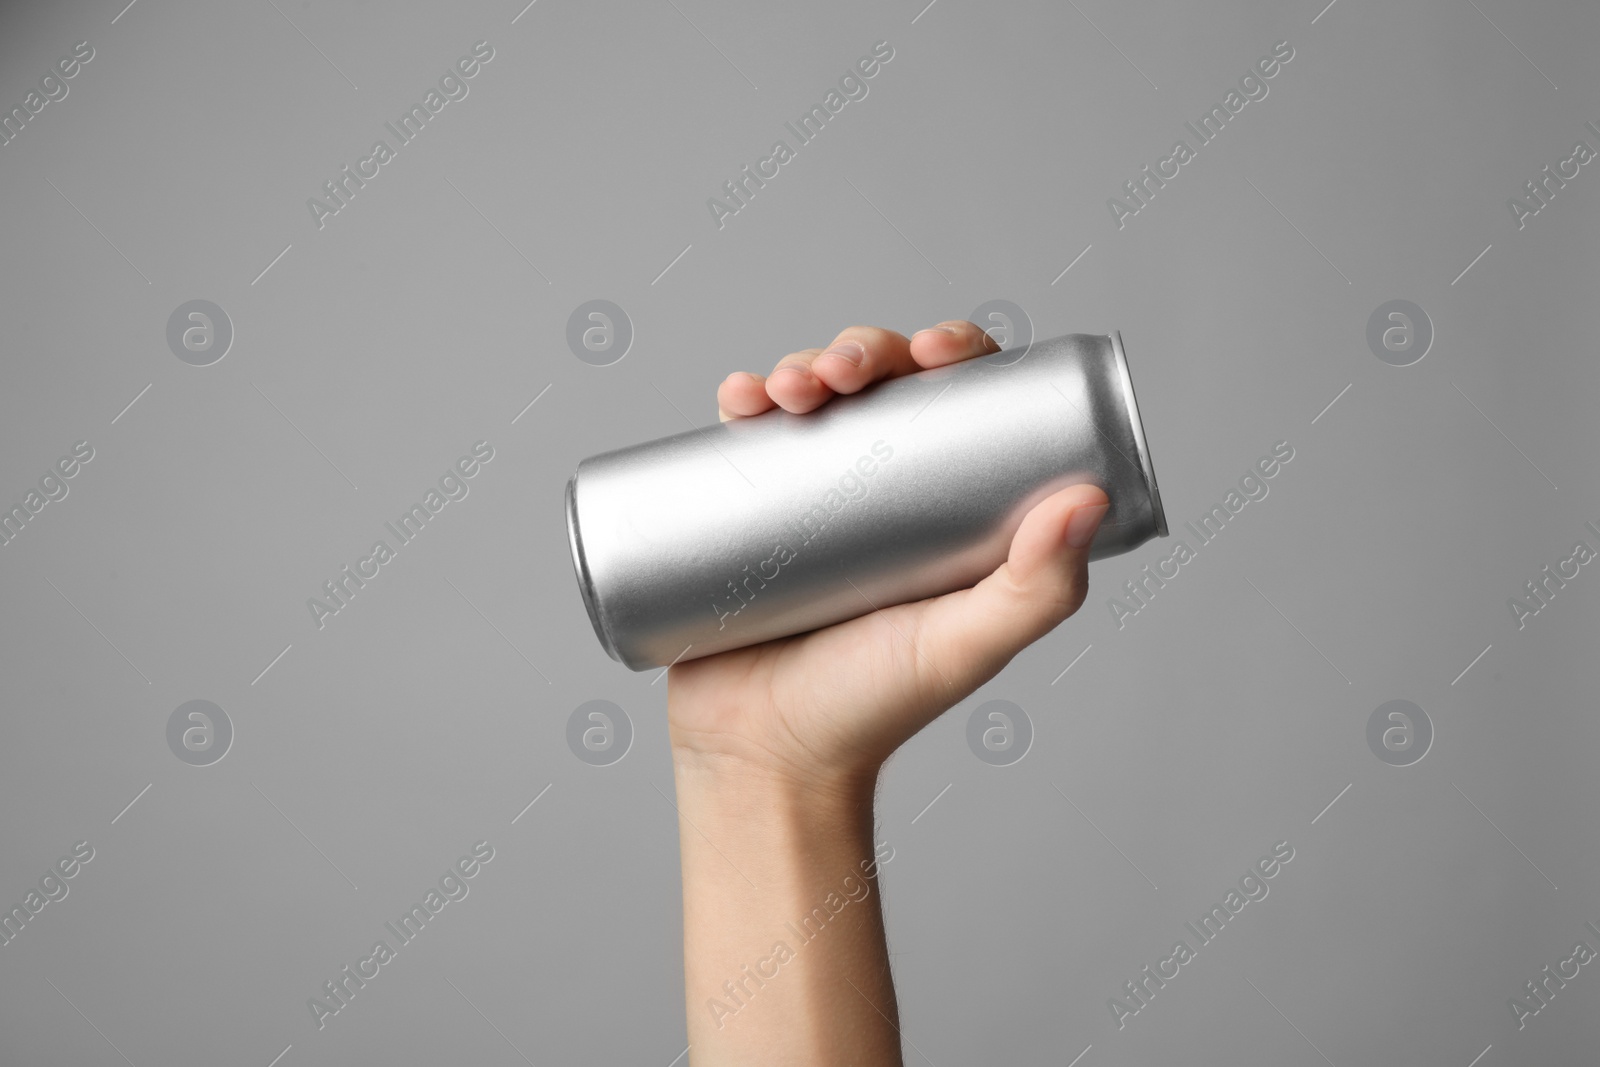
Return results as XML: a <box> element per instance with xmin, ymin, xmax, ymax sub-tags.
<box><xmin>566</xmin><ymin>332</ymin><xmax>1167</xmax><ymax>670</ymax></box>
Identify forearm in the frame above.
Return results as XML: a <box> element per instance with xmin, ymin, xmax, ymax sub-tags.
<box><xmin>670</xmin><ymin>753</ymin><xmax>902</xmax><ymax>1067</ymax></box>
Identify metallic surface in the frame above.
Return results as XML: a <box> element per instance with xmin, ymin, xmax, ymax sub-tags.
<box><xmin>567</xmin><ymin>333</ymin><xmax>1167</xmax><ymax>670</ymax></box>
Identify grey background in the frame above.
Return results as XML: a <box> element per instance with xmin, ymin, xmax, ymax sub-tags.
<box><xmin>1</xmin><ymin>0</ymin><xmax>1596</xmax><ymax>1064</ymax></box>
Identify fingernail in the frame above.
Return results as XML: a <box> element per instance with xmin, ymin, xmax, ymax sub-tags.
<box><xmin>1065</xmin><ymin>503</ymin><xmax>1109</xmax><ymax>549</ymax></box>
<box><xmin>822</xmin><ymin>341</ymin><xmax>865</xmax><ymax>366</ymax></box>
<box><xmin>772</xmin><ymin>363</ymin><xmax>812</xmax><ymax>380</ymax></box>
<box><xmin>913</xmin><ymin>325</ymin><xmax>958</xmax><ymax>338</ymax></box>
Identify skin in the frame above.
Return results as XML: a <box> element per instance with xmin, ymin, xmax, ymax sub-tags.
<box><xmin>668</xmin><ymin>321</ymin><xmax>1110</xmax><ymax>1066</ymax></box>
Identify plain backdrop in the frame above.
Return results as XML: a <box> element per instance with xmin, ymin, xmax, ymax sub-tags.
<box><xmin>0</xmin><ymin>0</ymin><xmax>1596</xmax><ymax>1064</ymax></box>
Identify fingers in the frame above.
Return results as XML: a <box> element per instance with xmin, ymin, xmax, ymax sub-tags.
<box><xmin>912</xmin><ymin>483</ymin><xmax>1110</xmax><ymax>693</ymax></box>
<box><xmin>803</xmin><ymin>326</ymin><xmax>921</xmax><ymax>400</ymax></box>
<box><xmin>717</xmin><ymin>371</ymin><xmax>777</xmax><ymax>422</ymax></box>
<box><xmin>761</xmin><ymin>347</ymin><xmax>830</xmax><ymax>414</ymax></box>
<box><xmin>764</xmin><ymin>326</ymin><xmax>923</xmax><ymax>413</ymax></box>
<box><xmin>718</xmin><ymin>321</ymin><xmax>1002</xmax><ymax>420</ymax></box>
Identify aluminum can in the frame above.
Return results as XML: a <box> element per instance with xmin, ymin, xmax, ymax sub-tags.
<box><xmin>566</xmin><ymin>332</ymin><xmax>1167</xmax><ymax>670</ymax></box>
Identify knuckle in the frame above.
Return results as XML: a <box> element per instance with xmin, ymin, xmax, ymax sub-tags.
<box><xmin>774</xmin><ymin>349</ymin><xmax>821</xmax><ymax>370</ymax></box>
<box><xmin>1013</xmin><ymin>570</ymin><xmax>1088</xmax><ymax>623</ymax></box>
<box><xmin>834</xmin><ymin>325</ymin><xmax>898</xmax><ymax>352</ymax></box>
<box><xmin>1048</xmin><ymin>578</ymin><xmax>1090</xmax><ymax>620</ymax></box>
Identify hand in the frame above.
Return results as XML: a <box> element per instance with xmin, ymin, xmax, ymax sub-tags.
<box><xmin>667</xmin><ymin>321</ymin><xmax>1110</xmax><ymax>792</ymax></box>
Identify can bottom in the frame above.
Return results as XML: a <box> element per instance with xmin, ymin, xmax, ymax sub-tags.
<box><xmin>565</xmin><ymin>473</ymin><xmax>622</xmax><ymax>663</ymax></box>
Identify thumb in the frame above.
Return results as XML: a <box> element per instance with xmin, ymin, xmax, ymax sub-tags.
<box><xmin>913</xmin><ymin>483</ymin><xmax>1109</xmax><ymax>693</ymax></box>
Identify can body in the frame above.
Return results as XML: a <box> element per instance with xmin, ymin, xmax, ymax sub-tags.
<box><xmin>566</xmin><ymin>332</ymin><xmax>1167</xmax><ymax>671</ymax></box>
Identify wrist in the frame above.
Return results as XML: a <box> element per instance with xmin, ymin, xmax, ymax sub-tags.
<box><xmin>670</xmin><ymin>742</ymin><xmax>881</xmax><ymax>819</ymax></box>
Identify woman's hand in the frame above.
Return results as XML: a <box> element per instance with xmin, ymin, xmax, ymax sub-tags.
<box><xmin>668</xmin><ymin>320</ymin><xmax>1110</xmax><ymax>792</ymax></box>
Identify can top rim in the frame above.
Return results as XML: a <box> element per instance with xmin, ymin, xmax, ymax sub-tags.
<box><xmin>1108</xmin><ymin>331</ymin><xmax>1168</xmax><ymax>538</ymax></box>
